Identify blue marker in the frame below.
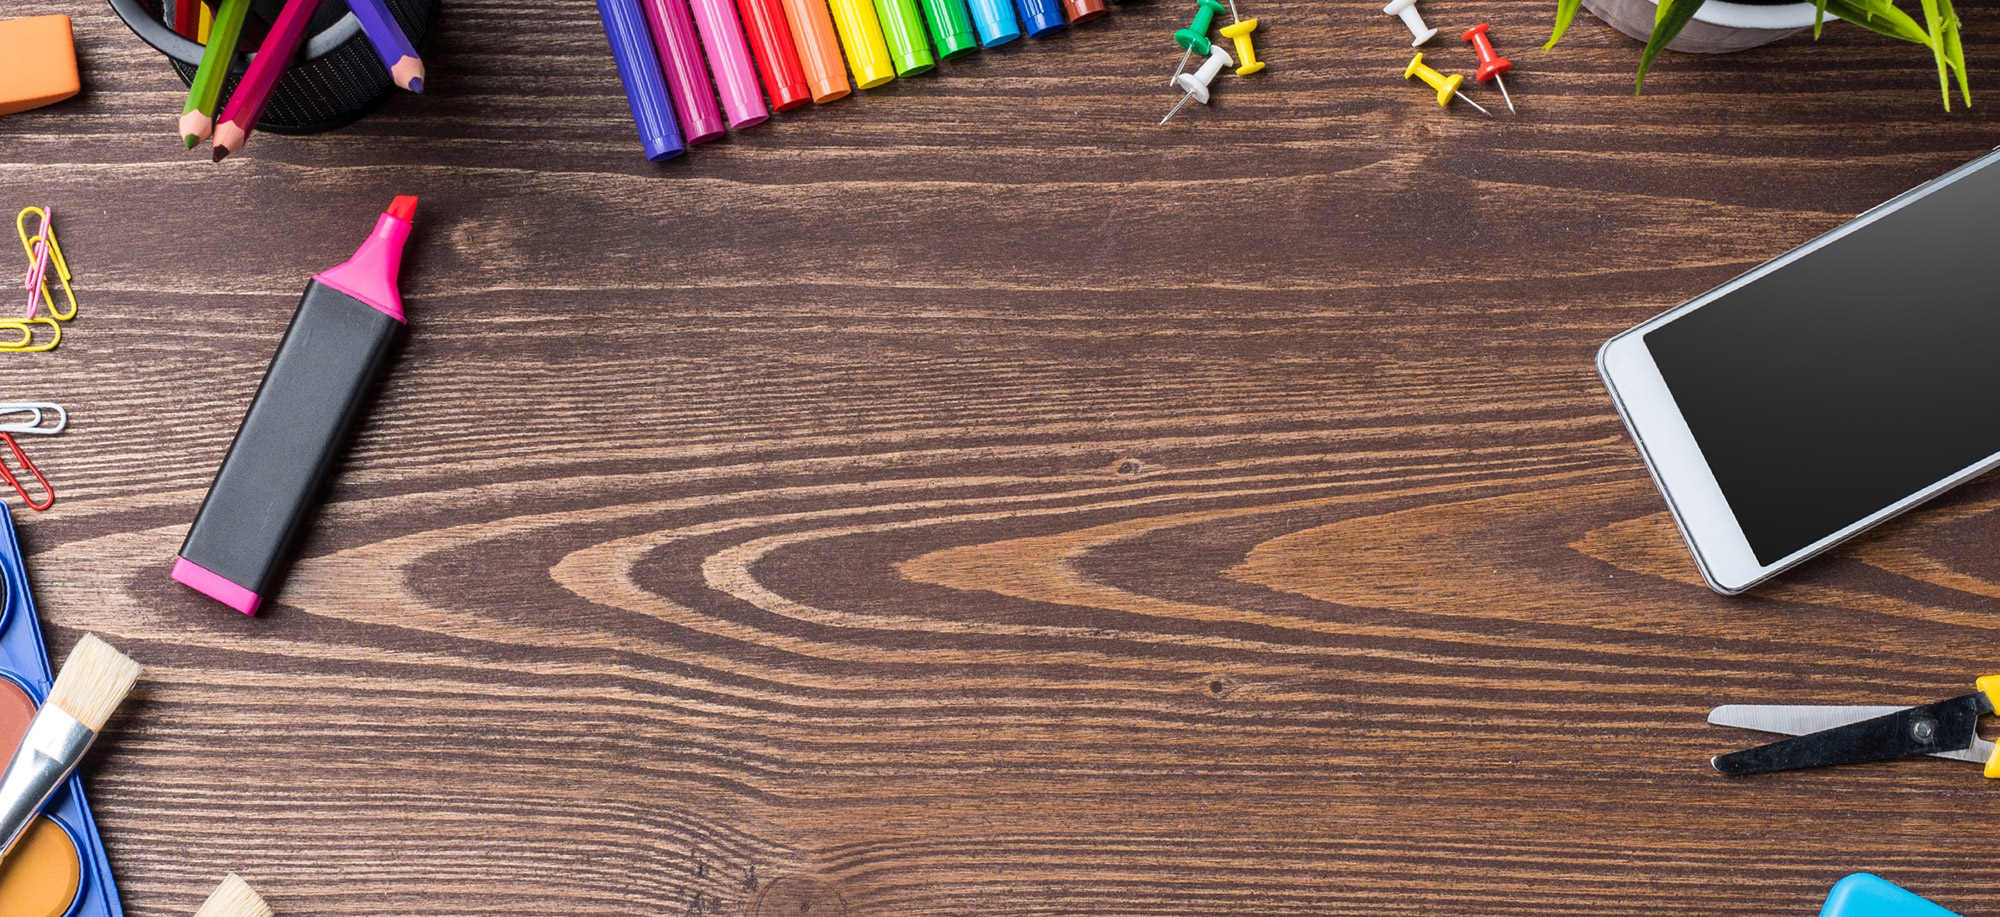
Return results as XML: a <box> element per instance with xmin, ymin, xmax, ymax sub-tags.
<box><xmin>1820</xmin><ymin>875</ymin><xmax>1963</xmax><ymax>917</ymax></box>
<box><xmin>966</xmin><ymin>0</ymin><xmax>1020</xmax><ymax>46</ymax></box>
<box><xmin>595</xmin><ymin>0</ymin><xmax>686</xmax><ymax>162</ymax></box>
<box><xmin>1013</xmin><ymin>0</ymin><xmax>1064</xmax><ymax>36</ymax></box>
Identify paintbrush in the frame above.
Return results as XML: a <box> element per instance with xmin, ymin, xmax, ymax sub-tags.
<box><xmin>0</xmin><ymin>634</ymin><xmax>139</xmax><ymax>859</ymax></box>
<box><xmin>197</xmin><ymin>874</ymin><xmax>274</xmax><ymax>917</ymax></box>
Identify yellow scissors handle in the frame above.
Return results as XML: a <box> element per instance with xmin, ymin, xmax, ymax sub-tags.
<box><xmin>1977</xmin><ymin>675</ymin><xmax>2000</xmax><ymax>778</ymax></box>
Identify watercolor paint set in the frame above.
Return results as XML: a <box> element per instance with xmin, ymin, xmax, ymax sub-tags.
<box><xmin>0</xmin><ymin>505</ymin><xmax>124</xmax><ymax>917</ymax></box>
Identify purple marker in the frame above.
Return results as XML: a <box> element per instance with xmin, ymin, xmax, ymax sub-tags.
<box><xmin>689</xmin><ymin>0</ymin><xmax>769</xmax><ymax>130</ymax></box>
<box><xmin>640</xmin><ymin>0</ymin><xmax>727</xmax><ymax>143</ymax></box>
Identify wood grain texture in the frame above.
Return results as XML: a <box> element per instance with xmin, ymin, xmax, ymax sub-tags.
<box><xmin>6</xmin><ymin>1</ymin><xmax>2000</xmax><ymax>914</ymax></box>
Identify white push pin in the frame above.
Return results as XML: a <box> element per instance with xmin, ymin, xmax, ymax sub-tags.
<box><xmin>1382</xmin><ymin>0</ymin><xmax>1437</xmax><ymax>46</ymax></box>
<box><xmin>1161</xmin><ymin>44</ymin><xmax>1234</xmax><ymax>125</ymax></box>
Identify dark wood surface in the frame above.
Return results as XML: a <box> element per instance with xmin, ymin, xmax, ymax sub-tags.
<box><xmin>6</xmin><ymin>1</ymin><xmax>2000</xmax><ymax>914</ymax></box>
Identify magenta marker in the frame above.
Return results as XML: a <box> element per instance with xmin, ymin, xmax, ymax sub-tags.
<box><xmin>641</xmin><ymin>0</ymin><xmax>727</xmax><ymax>143</ymax></box>
<box><xmin>689</xmin><ymin>0</ymin><xmax>769</xmax><ymax>130</ymax></box>
<box><xmin>172</xmin><ymin>197</ymin><xmax>418</xmax><ymax>615</ymax></box>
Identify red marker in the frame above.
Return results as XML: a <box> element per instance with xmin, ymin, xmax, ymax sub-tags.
<box><xmin>1463</xmin><ymin>23</ymin><xmax>1514</xmax><ymax>114</ymax></box>
<box><xmin>737</xmin><ymin>0</ymin><xmax>811</xmax><ymax>111</ymax></box>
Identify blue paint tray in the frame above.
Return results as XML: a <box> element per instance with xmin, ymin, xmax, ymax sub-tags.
<box><xmin>0</xmin><ymin>506</ymin><xmax>124</xmax><ymax>917</ymax></box>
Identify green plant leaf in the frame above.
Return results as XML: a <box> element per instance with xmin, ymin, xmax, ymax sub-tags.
<box><xmin>1634</xmin><ymin>0</ymin><xmax>1706</xmax><ymax>94</ymax></box>
<box><xmin>1813</xmin><ymin>0</ymin><xmax>1827</xmax><ymax>38</ymax></box>
<box><xmin>1545</xmin><ymin>0</ymin><xmax>1585</xmax><ymax>49</ymax></box>
<box><xmin>1818</xmin><ymin>0</ymin><xmax>1929</xmax><ymax>43</ymax></box>
<box><xmin>1918</xmin><ymin>0</ymin><xmax>1952</xmax><ymax>109</ymax></box>
<box><xmin>1938</xmin><ymin>0</ymin><xmax>1971</xmax><ymax>106</ymax></box>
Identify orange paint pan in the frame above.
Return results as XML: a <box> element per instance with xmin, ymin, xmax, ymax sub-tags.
<box><xmin>0</xmin><ymin>16</ymin><xmax>80</xmax><ymax>117</ymax></box>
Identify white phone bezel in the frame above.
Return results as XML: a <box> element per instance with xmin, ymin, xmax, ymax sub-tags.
<box><xmin>1597</xmin><ymin>147</ymin><xmax>2000</xmax><ymax>595</ymax></box>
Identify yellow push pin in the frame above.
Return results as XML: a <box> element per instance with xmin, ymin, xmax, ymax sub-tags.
<box><xmin>1218</xmin><ymin>19</ymin><xmax>1264</xmax><ymax>75</ymax></box>
<box><xmin>1404</xmin><ymin>52</ymin><xmax>1489</xmax><ymax>116</ymax></box>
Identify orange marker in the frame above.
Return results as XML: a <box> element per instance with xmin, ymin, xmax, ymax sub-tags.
<box><xmin>780</xmin><ymin>0</ymin><xmax>852</xmax><ymax>102</ymax></box>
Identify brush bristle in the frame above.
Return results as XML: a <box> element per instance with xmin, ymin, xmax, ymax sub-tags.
<box><xmin>45</xmin><ymin>634</ymin><xmax>140</xmax><ymax>732</ymax></box>
<box><xmin>196</xmin><ymin>874</ymin><xmax>273</xmax><ymax>917</ymax></box>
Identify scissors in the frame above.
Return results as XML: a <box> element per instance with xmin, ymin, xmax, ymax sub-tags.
<box><xmin>1709</xmin><ymin>677</ymin><xmax>2000</xmax><ymax>776</ymax></box>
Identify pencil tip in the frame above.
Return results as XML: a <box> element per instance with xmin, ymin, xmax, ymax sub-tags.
<box><xmin>212</xmin><ymin>146</ymin><xmax>229</xmax><ymax>163</ymax></box>
<box><xmin>183</xmin><ymin>135</ymin><xmax>197</xmax><ymax>150</ymax></box>
<box><xmin>408</xmin><ymin>77</ymin><xmax>423</xmax><ymax>94</ymax></box>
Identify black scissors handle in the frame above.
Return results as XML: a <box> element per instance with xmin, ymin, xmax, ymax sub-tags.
<box><xmin>1713</xmin><ymin>692</ymin><xmax>1994</xmax><ymax>776</ymax></box>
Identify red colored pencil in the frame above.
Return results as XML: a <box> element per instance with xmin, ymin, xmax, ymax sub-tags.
<box><xmin>211</xmin><ymin>0</ymin><xmax>325</xmax><ymax>161</ymax></box>
<box><xmin>174</xmin><ymin>0</ymin><xmax>199</xmax><ymax>38</ymax></box>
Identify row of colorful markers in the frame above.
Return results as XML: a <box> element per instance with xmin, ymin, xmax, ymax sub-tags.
<box><xmin>598</xmin><ymin>0</ymin><xmax>1129</xmax><ymax>159</ymax></box>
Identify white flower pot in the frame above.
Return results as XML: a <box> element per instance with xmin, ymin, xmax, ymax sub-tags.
<box><xmin>1578</xmin><ymin>0</ymin><xmax>1823</xmax><ymax>52</ymax></box>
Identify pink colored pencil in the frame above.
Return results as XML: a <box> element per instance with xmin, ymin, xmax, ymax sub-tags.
<box><xmin>211</xmin><ymin>0</ymin><xmax>326</xmax><ymax>161</ymax></box>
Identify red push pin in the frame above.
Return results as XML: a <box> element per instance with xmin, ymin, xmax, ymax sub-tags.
<box><xmin>1462</xmin><ymin>23</ymin><xmax>1514</xmax><ymax>114</ymax></box>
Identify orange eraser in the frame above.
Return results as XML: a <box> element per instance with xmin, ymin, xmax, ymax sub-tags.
<box><xmin>0</xmin><ymin>15</ymin><xmax>80</xmax><ymax>117</ymax></box>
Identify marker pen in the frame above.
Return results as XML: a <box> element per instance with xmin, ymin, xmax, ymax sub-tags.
<box><xmin>780</xmin><ymin>0</ymin><xmax>852</xmax><ymax>102</ymax></box>
<box><xmin>1058</xmin><ymin>0</ymin><xmax>1104</xmax><ymax>24</ymax></box>
<box><xmin>736</xmin><ymin>0</ymin><xmax>811</xmax><ymax>111</ymax></box>
<box><xmin>1013</xmin><ymin>0</ymin><xmax>1065</xmax><ymax>37</ymax></box>
<box><xmin>641</xmin><ymin>0</ymin><xmax>727</xmax><ymax>143</ymax></box>
<box><xmin>827</xmin><ymin>0</ymin><xmax>896</xmax><ymax>88</ymax></box>
<box><xmin>916</xmin><ymin>0</ymin><xmax>979</xmax><ymax>59</ymax></box>
<box><xmin>871</xmin><ymin>0</ymin><xmax>936</xmax><ymax>77</ymax></box>
<box><xmin>965</xmin><ymin>0</ymin><xmax>1020</xmax><ymax>47</ymax></box>
<box><xmin>172</xmin><ymin>197</ymin><xmax>418</xmax><ymax>616</ymax></box>
<box><xmin>688</xmin><ymin>0</ymin><xmax>770</xmax><ymax>129</ymax></box>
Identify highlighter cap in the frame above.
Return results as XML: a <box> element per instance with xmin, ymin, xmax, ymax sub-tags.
<box><xmin>1013</xmin><ymin>0</ymin><xmax>1064</xmax><ymax>37</ymax></box>
<box><xmin>0</xmin><ymin>16</ymin><xmax>80</xmax><ymax>117</ymax></box>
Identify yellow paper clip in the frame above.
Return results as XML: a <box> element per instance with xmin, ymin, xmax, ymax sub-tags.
<box><xmin>17</xmin><ymin>207</ymin><xmax>75</xmax><ymax>322</ymax></box>
<box><xmin>0</xmin><ymin>318</ymin><xmax>61</xmax><ymax>353</ymax></box>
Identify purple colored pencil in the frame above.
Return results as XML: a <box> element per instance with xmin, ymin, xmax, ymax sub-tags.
<box><xmin>343</xmin><ymin>0</ymin><xmax>425</xmax><ymax>92</ymax></box>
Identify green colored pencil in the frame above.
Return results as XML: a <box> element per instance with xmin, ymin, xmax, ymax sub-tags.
<box><xmin>178</xmin><ymin>0</ymin><xmax>252</xmax><ymax>149</ymax></box>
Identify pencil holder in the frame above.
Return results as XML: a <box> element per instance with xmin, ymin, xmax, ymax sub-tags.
<box><xmin>107</xmin><ymin>0</ymin><xmax>440</xmax><ymax>134</ymax></box>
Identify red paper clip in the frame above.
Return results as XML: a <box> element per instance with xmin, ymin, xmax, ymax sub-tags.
<box><xmin>0</xmin><ymin>432</ymin><xmax>54</xmax><ymax>511</ymax></box>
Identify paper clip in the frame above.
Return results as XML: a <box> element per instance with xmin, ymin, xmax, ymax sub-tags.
<box><xmin>0</xmin><ymin>318</ymin><xmax>60</xmax><ymax>353</ymax></box>
<box><xmin>17</xmin><ymin>207</ymin><xmax>75</xmax><ymax>322</ymax></box>
<box><xmin>0</xmin><ymin>403</ymin><xmax>65</xmax><ymax>436</ymax></box>
<box><xmin>0</xmin><ymin>432</ymin><xmax>54</xmax><ymax>511</ymax></box>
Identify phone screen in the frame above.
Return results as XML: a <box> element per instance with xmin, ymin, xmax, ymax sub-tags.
<box><xmin>1644</xmin><ymin>158</ymin><xmax>2000</xmax><ymax>566</ymax></box>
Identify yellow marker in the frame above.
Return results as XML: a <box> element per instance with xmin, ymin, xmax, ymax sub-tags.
<box><xmin>15</xmin><ymin>208</ymin><xmax>74</xmax><ymax>322</ymax></box>
<box><xmin>828</xmin><ymin>0</ymin><xmax>896</xmax><ymax>89</ymax></box>
<box><xmin>1219</xmin><ymin>19</ymin><xmax>1264</xmax><ymax>75</ymax></box>
<box><xmin>1404</xmin><ymin>52</ymin><xmax>1489</xmax><ymax>116</ymax></box>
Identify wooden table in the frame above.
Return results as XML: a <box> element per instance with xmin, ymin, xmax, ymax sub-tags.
<box><xmin>6</xmin><ymin>1</ymin><xmax>2000</xmax><ymax>914</ymax></box>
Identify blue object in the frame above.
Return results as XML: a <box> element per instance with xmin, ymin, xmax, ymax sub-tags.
<box><xmin>595</xmin><ymin>0</ymin><xmax>687</xmax><ymax>162</ymax></box>
<box><xmin>343</xmin><ymin>0</ymin><xmax>424</xmax><ymax>91</ymax></box>
<box><xmin>1821</xmin><ymin>875</ymin><xmax>1964</xmax><ymax>917</ymax></box>
<box><xmin>1012</xmin><ymin>0</ymin><xmax>1065</xmax><ymax>37</ymax></box>
<box><xmin>966</xmin><ymin>0</ymin><xmax>1022</xmax><ymax>46</ymax></box>
<box><xmin>0</xmin><ymin>506</ymin><xmax>125</xmax><ymax>917</ymax></box>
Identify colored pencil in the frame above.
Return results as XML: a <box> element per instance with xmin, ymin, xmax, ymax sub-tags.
<box><xmin>597</xmin><ymin>0</ymin><xmax>687</xmax><ymax>160</ymax></box>
<box><xmin>916</xmin><ymin>0</ymin><xmax>979</xmax><ymax>60</ymax></box>
<box><xmin>779</xmin><ymin>0</ymin><xmax>850</xmax><ymax>103</ymax></box>
<box><xmin>735</xmin><ymin>0</ymin><xmax>811</xmax><ymax>112</ymax></box>
<box><xmin>343</xmin><ymin>0</ymin><xmax>425</xmax><ymax>92</ymax></box>
<box><xmin>198</xmin><ymin>2</ymin><xmax>213</xmax><ymax>41</ymax></box>
<box><xmin>827</xmin><ymin>0</ymin><xmax>894</xmax><ymax>89</ymax></box>
<box><xmin>871</xmin><ymin>0</ymin><xmax>935</xmax><ymax>77</ymax></box>
<box><xmin>638</xmin><ymin>0</ymin><xmax>726</xmax><ymax>144</ymax></box>
<box><xmin>687</xmin><ymin>0</ymin><xmax>768</xmax><ymax>130</ymax></box>
<box><xmin>178</xmin><ymin>0</ymin><xmax>252</xmax><ymax>148</ymax></box>
<box><xmin>174</xmin><ymin>0</ymin><xmax>199</xmax><ymax>39</ymax></box>
<box><xmin>211</xmin><ymin>0</ymin><xmax>325</xmax><ymax>161</ymax></box>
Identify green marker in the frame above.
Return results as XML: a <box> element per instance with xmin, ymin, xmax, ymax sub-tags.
<box><xmin>871</xmin><ymin>0</ymin><xmax>937</xmax><ymax>76</ymax></box>
<box><xmin>177</xmin><ymin>0</ymin><xmax>252</xmax><ymax>149</ymax></box>
<box><xmin>917</xmin><ymin>0</ymin><xmax>979</xmax><ymax>60</ymax></box>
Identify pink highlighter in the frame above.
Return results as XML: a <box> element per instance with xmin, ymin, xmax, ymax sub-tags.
<box><xmin>688</xmin><ymin>0</ymin><xmax>769</xmax><ymax>130</ymax></box>
<box><xmin>172</xmin><ymin>197</ymin><xmax>417</xmax><ymax>615</ymax></box>
<box><xmin>640</xmin><ymin>0</ymin><xmax>727</xmax><ymax>143</ymax></box>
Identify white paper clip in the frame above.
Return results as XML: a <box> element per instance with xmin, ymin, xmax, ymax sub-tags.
<box><xmin>0</xmin><ymin>403</ymin><xmax>66</xmax><ymax>435</ymax></box>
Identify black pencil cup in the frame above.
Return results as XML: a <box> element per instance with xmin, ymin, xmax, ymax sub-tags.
<box><xmin>107</xmin><ymin>0</ymin><xmax>440</xmax><ymax>134</ymax></box>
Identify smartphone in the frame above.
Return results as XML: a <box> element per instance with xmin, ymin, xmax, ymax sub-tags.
<box><xmin>1599</xmin><ymin>148</ymin><xmax>2000</xmax><ymax>594</ymax></box>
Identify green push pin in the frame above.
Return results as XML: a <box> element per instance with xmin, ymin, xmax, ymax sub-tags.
<box><xmin>1168</xmin><ymin>0</ymin><xmax>1228</xmax><ymax>86</ymax></box>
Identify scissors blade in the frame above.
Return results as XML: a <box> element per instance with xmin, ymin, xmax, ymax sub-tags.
<box><xmin>1709</xmin><ymin>705</ymin><xmax>1994</xmax><ymax>764</ymax></box>
<box><xmin>1711</xmin><ymin>693</ymin><xmax>1992</xmax><ymax>775</ymax></box>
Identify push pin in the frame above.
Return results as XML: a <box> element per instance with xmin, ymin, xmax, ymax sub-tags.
<box><xmin>1170</xmin><ymin>0</ymin><xmax>1228</xmax><ymax>86</ymax></box>
<box><xmin>1382</xmin><ymin>0</ymin><xmax>1436</xmax><ymax>46</ymax></box>
<box><xmin>1404</xmin><ymin>53</ymin><xmax>1490</xmax><ymax>116</ymax></box>
<box><xmin>1219</xmin><ymin>18</ymin><xmax>1264</xmax><ymax>75</ymax></box>
<box><xmin>1463</xmin><ymin>23</ymin><xmax>1514</xmax><ymax>113</ymax></box>
<box><xmin>1162</xmin><ymin>44</ymin><xmax>1234</xmax><ymax>125</ymax></box>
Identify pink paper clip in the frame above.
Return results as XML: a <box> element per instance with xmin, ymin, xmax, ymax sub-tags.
<box><xmin>16</xmin><ymin>206</ymin><xmax>73</xmax><ymax>323</ymax></box>
<box><xmin>23</xmin><ymin>210</ymin><xmax>51</xmax><ymax>320</ymax></box>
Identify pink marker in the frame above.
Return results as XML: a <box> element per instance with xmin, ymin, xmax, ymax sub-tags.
<box><xmin>640</xmin><ymin>0</ymin><xmax>727</xmax><ymax>144</ymax></box>
<box><xmin>688</xmin><ymin>0</ymin><xmax>769</xmax><ymax>130</ymax></box>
